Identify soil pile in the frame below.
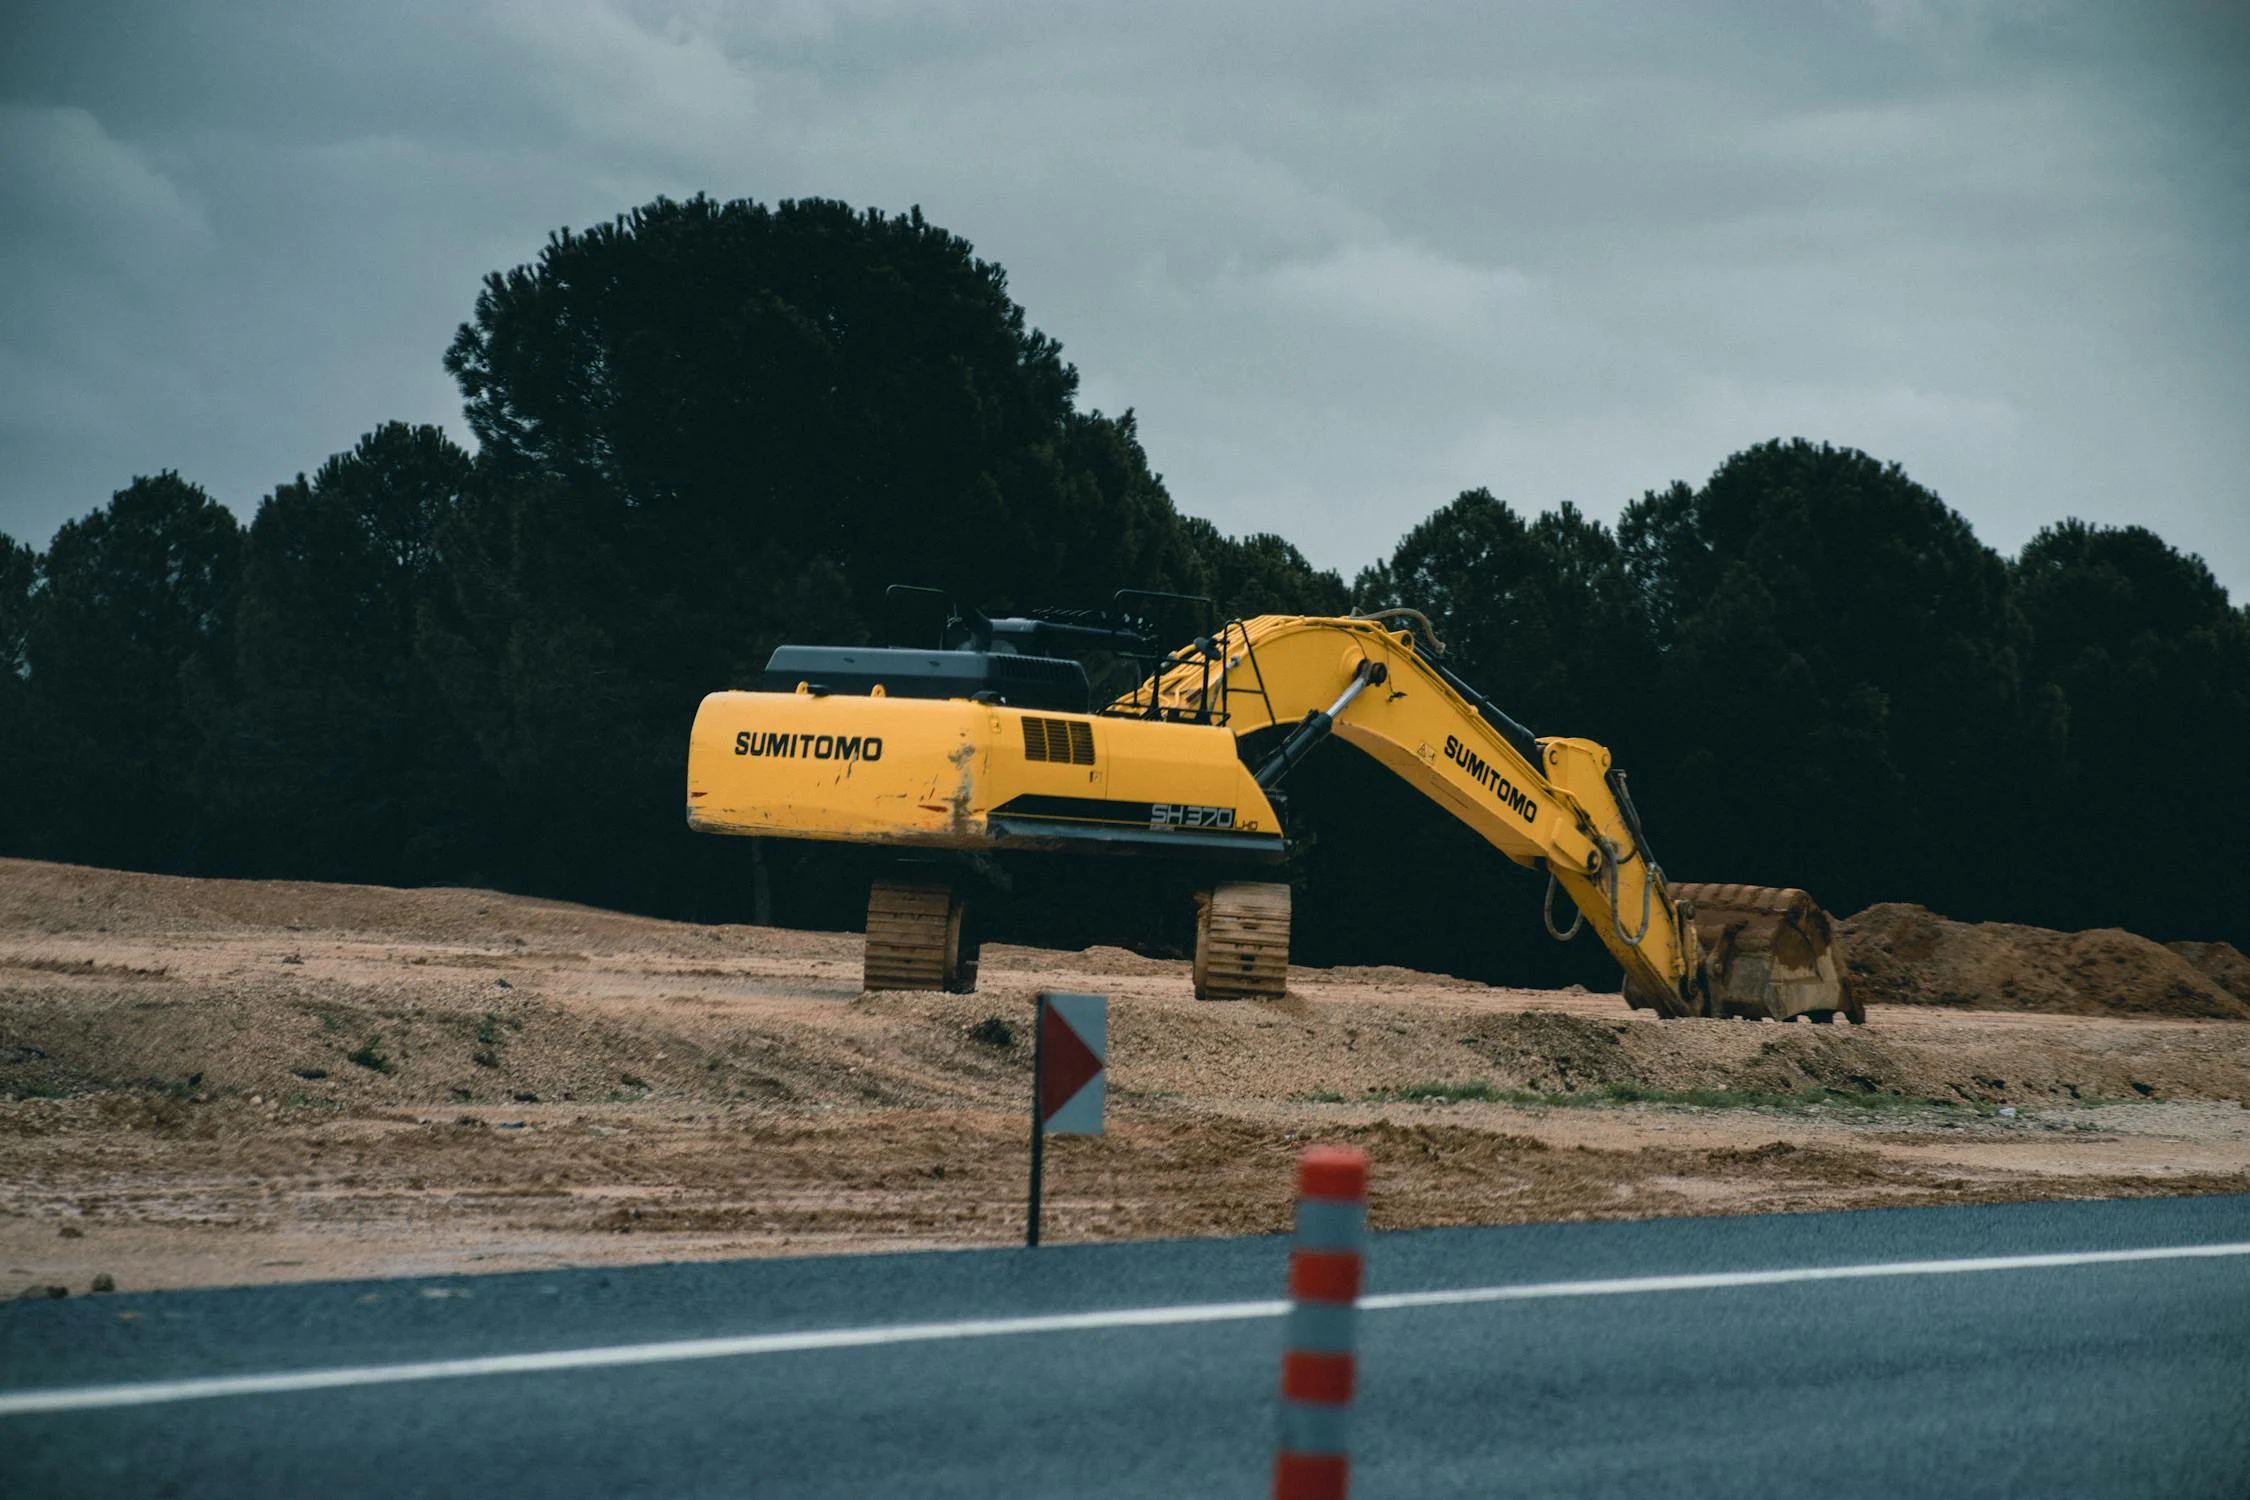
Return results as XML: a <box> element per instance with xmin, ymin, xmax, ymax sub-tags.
<box><xmin>2169</xmin><ymin>941</ymin><xmax>2250</xmax><ymax>1006</ymax></box>
<box><xmin>1842</xmin><ymin>904</ymin><xmax>2250</xmax><ymax>1020</ymax></box>
<box><xmin>0</xmin><ymin>857</ymin><xmax>728</xmax><ymax>956</ymax></box>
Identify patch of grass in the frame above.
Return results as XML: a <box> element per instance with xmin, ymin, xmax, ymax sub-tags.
<box><xmin>966</xmin><ymin>1015</ymin><xmax>1015</xmax><ymax>1049</ymax></box>
<box><xmin>1288</xmin><ymin>1089</ymin><xmax>1348</xmax><ymax>1104</ymax></box>
<box><xmin>1601</xmin><ymin>1082</ymin><xmax>1961</xmax><ymax>1112</ymax></box>
<box><xmin>1367</xmin><ymin>1081</ymin><xmax>1521</xmax><ymax>1104</ymax></box>
<box><xmin>476</xmin><ymin>1013</ymin><xmax>503</xmax><ymax>1047</ymax></box>
<box><xmin>346</xmin><ymin>1035</ymin><xmax>393</xmax><ymax>1074</ymax></box>
<box><xmin>1363</xmin><ymin>1080</ymin><xmax>1965</xmax><ymax>1113</ymax></box>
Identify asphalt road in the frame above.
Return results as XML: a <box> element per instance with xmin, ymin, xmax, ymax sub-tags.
<box><xmin>4</xmin><ymin>1194</ymin><xmax>2248</xmax><ymax>1498</ymax></box>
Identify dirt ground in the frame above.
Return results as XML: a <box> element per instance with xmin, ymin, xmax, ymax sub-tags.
<box><xmin>3</xmin><ymin>858</ymin><xmax>2246</xmax><ymax>1295</ymax></box>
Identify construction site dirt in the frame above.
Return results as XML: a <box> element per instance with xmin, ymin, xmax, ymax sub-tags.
<box><xmin>3</xmin><ymin>857</ymin><xmax>2246</xmax><ymax>1294</ymax></box>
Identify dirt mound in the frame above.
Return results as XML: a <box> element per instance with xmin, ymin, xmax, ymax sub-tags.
<box><xmin>2169</xmin><ymin>941</ymin><xmax>2250</xmax><ymax>1006</ymax></box>
<box><xmin>0</xmin><ymin>857</ymin><xmax>767</xmax><ymax>959</ymax></box>
<box><xmin>1442</xmin><ymin>1005</ymin><xmax>2236</xmax><ymax>1107</ymax></box>
<box><xmin>1842</xmin><ymin>904</ymin><xmax>2249</xmax><ymax>1020</ymax></box>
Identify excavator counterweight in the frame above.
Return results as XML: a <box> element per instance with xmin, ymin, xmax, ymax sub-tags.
<box><xmin>686</xmin><ymin>606</ymin><xmax>1857</xmax><ymax>1023</ymax></box>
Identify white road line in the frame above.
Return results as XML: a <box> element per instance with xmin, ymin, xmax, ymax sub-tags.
<box><xmin>5</xmin><ymin>1240</ymin><xmax>2247</xmax><ymax>1418</ymax></box>
<box><xmin>1358</xmin><ymin>1240</ymin><xmax>2250</xmax><ymax>1311</ymax></box>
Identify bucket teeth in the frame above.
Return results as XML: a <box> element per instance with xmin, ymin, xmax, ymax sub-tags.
<box><xmin>1672</xmin><ymin>882</ymin><xmax>1860</xmax><ymax>1023</ymax></box>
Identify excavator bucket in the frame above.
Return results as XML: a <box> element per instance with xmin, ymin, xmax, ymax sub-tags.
<box><xmin>1672</xmin><ymin>883</ymin><xmax>1860</xmax><ymax>1023</ymax></box>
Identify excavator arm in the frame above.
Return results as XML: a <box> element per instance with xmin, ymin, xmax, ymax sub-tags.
<box><xmin>1116</xmin><ymin>613</ymin><xmax>1707</xmax><ymax>1015</ymax></box>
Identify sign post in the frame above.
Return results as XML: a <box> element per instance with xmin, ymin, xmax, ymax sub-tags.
<box><xmin>1028</xmin><ymin>991</ymin><xmax>1106</xmax><ymax>1248</ymax></box>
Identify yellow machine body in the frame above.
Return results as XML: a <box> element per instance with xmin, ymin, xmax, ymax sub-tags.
<box><xmin>686</xmin><ymin>613</ymin><xmax>1850</xmax><ymax>1019</ymax></box>
<box><xmin>688</xmin><ymin>691</ymin><xmax>1286</xmax><ymax>861</ymax></box>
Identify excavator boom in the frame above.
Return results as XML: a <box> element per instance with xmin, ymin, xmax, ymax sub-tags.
<box><xmin>1120</xmin><ymin>614</ymin><xmax>1702</xmax><ymax>1013</ymax></box>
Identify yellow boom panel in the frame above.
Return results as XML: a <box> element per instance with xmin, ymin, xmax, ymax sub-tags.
<box><xmin>1120</xmin><ymin>615</ymin><xmax>1702</xmax><ymax>1013</ymax></box>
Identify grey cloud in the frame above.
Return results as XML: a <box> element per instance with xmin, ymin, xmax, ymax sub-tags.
<box><xmin>2</xmin><ymin>0</ymin><xmax>2243</xmax><ymax>591</ymax></box>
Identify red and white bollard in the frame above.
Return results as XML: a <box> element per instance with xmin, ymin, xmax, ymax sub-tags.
<box><xmin>1274</xmin><ymin>1144</ymin><xmax>1368</xmax><ymax>1500</ymax></box>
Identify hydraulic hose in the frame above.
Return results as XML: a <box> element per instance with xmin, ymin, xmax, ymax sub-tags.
<box><xmin>1543</xmin><ymin>872</ymin><xmax>1584</xmax><ymax>942</ymax></box>
<box><xmin>1596</xmin><ymin>833</ymin><xmax>1655</xmax><ymax>948</ymax></box>
<box><xmin>1350</xmin><ymin>608</ymin><xmax>1445</xmax><ymax>658</ymax></box>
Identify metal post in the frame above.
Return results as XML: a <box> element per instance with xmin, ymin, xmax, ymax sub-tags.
<box><xmin>1027</xmin><ymin>995</ymin><xmax>1047</xmax><ymax>1248</ymax></box>
<box><xmin>1274</xmin><ymin>1144</ymin><xmax>1368</xmax><ymax>1500</ymax></box>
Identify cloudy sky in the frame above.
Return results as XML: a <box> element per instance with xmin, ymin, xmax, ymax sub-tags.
<box><xmin>4</xmin><ymin>0</ymin><xmax>2246</xmax><ymax>590</ymax></box>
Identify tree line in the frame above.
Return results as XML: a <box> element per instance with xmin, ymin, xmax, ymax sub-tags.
<box><xmin>2</xmin><ymin>193</ymin><xmax>2243</xmax><ymax>983</ymax></box>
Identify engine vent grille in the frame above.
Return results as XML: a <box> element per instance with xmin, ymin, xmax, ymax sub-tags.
<box><xmin>1021</xmin><ymin>717</ymin><xmax>1096</xmax><ymax>766</ymax></box>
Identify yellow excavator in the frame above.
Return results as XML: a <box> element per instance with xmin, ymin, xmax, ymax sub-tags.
<box><xmin>685</xmin><ymin>597</ymin><xmax>1856</xmax><ymax>1022</ymax></box>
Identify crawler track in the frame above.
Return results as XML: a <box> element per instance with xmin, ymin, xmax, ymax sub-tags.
<box><xmin>862</xmin><ymin>880</ymin><xmax>974</xmax><ymax>992</ymax></box>
<box><xmin>1193</xmin><ymin>881</ymin><xmax>1291</xmax><ymax>1000</ymax></box>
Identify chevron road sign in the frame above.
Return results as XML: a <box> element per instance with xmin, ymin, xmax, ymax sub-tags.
<box><xmin>1039</xmin><ymin>992</ymin><xmax>1107</xmax><ymax>1134</ymax></box>
<box><xmin>1028</xmin><ymin>991</ymin><xmax>1106</xmax><ymax>1247</ymax></box>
